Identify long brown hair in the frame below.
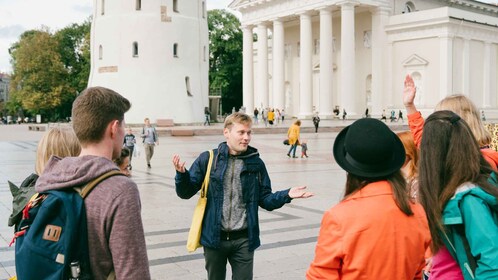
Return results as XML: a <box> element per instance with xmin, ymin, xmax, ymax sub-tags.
<box><xmin>418</xmin><ymin>110</ymin><xmax>498</xmax><ymax>252</ymax></box>
<box><xmin>344</xmin><ymin>171</ymin><xmax>414</xmax><ymax>216</ymax></box>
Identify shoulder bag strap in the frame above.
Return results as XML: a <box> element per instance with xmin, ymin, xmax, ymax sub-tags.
<box><xmin>76</xmin><ymin>170</ymin><xmax>125</xmax><ymax>199</ymax></box>
<box><xmin>200</xmin><ymin>150</ymin><xmax>214</xmax><ymax>198</ymax></box>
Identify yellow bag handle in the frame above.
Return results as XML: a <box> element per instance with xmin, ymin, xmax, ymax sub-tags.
<box><xmin>200</xmin><ymin>150</ymin><xmax>214</xmax><ymax>198</ymax></box>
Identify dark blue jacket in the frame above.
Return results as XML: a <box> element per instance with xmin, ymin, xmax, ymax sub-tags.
<box><xmin>175</xmin><ymin>142</ymin><xmax>292</xmax><ymax>251</ymax></box>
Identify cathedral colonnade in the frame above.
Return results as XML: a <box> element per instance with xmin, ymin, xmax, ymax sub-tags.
<box><xmin>241</xmin><ymin>3</ymin><xmax>391</xmax><ymax>119</ymax></box>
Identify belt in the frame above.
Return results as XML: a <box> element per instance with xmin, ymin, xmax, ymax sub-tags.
<box><xmin>220</xmin><ymin>229</ymin><xmax>248</xmax><ymax>241</ymax></box>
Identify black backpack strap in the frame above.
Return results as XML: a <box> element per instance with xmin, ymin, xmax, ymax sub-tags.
<box><xmin>76</xmin><ymin>170</ymin><xmax>125</xmax><ymax>199</ymax></box>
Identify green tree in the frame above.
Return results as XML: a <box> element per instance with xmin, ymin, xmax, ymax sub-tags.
<box><xmin>208</xmin><ymin>9</ymin><xmax>243</xmax><ymax>114</ymax></box>
<box><xmin>8</xmin><ymin>21</ymin><xmax>91</xmax><ymax>121</ymax></box>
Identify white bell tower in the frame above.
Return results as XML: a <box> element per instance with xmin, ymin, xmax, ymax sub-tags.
<box><xmin>88</xmin><ymin>0</ymin><xmax>209</xmax><ymax>124</ymax></box>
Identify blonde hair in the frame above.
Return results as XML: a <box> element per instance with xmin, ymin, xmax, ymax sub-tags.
<box><xmin>397</xmin><ymin>131</ymin><xmax>419</xmax><ymax>180</ymax></box>
<box><xmin>224</xmin><ymin>112</ymin><xmax>252</xmax><ymax>129</ymax></box>
<box><xmin>435</xmin><ymin>94</ymin><xmax>491</xmax><ymax>147</ymax></box>
<box><xmin>35</xmin><ymin>126</ymin><xmax>81</xmax><ymax>175</ymax></box>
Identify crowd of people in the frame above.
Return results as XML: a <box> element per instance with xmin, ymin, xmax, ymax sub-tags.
<box><xmin>7</xmin><ymin>75</ymin><xmax>498</xmax><ymax>280</ymax></box>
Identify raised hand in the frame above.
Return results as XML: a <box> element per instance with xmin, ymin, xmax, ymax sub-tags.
<box><xmin>288</xmin><ymin>186</ymin><xmax>314</xmax><ymax>199</ymax></box>
<box><xmin>403</xmin><ymin>74</ymin><xmax>418</xmax><ymax>114</ymax></box>
<box><xmin>172</xmin><ymin>154</ymin><xmax>186</xmax><ymax>173</ymax></box>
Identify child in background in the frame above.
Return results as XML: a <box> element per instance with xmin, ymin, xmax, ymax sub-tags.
<box><xmin>114</xmin><ymin>148</ymin><xmax>131</xmax><ymax>177</ymax></box>
<box><xmin>301</xmin><ymin>139</ymin><xmax>309</xmax><ymax>158</ymax></box>
<box><xmin>123</xmin><ymin>128</ymin><xmax>136</xmax><ymax>170</ymax></box>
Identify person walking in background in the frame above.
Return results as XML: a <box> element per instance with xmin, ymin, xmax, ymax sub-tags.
<box><xmin>141</xmin><ymin>117</ymin><xmax>158</xmax><ymax>168</ymax></box>
<box><xmin>8</xmin><ymin>126</ymin><xmax>81</xmax><ymax>231</ymax></box>
<box><xmin>312</xmin><ymin>112</ymin><xmax>320</xmax><ymax>133</ymax></box>
<box><xmin>281</xmin><ymin>109</ymin><xmax>285</xmax><ymax>122</ymax></box>
<box><xmin>172</xmin><ymin>112</ymin><xmax>313</xmax><ymax>280</ymax></box>
<box><xmin>34</xmin><ymin>87</ymin><xmax>151</xmax><ymax>279</ymax></box>
<box><xmin>307</xmin><ymin>118</ymin><xmax>430</xmax><ymax>280</ymax></box>
<box><xmin>253</xmin><ymin>107</ymin><xmax>259</xmax><ymax>124</ymax></box>
<box><xmin>123</xmin><ymin>127</ymin><xmax>136</xmax><ymax>170</ymax></box>
<box><xmin>390</xmin><ymin>110</ymin><xmax>397</xmax><ymax>122</ymax></box>
<box><xmin>342</xmin><ymin>109</ymin><xmax>347</xmax><ymax>120</ymax></box>
<box><xmin>276</xmin><ymin>109</ymin><xmax>281</xmax><ymax>125</ymax></box>
<box><xmin>364</xmin><ymin>108</ymin><xmax>369</xmax><ymax>118</ymax></box>
<box><xmin>301</xmin><ymin>139</ymin><xmax>309</xmax><ymax>158</ymax></box>
<box><xmin>418</xmin><ymin>110</ymin><xmax>498</xmax><ymax>280</ymax></box>
<box><xmin>482</xmin><ymin>110</ymin><xmax>486</xmax><ymax>121</ymax></box>
<box><xmin>381</xmin><ymin>109</ymin><xmax>387</xmax><ymax>122</ymax></box>
<box><xmin>268</xmin><ymin>108</ymin><xmax>275</xmax><ymax>126</ymax></box>
<box><xmin>262</xmin><ymin>108</ymin><xmax>268</xmax><ymax>127</ymax></box>
<box><xmin>287</xmin><ymin>120</ymin><xmax>301</xmax><ymax>158</ymax></box>
<box><xmin>204</xmin><ymin>107</ymin><xmax>211</xmax><ymax>126</ymax></box>
<box><xmin>398</xmin><ymin>109</ymin><xmax>404</xmax><ymax>122</ymax></box>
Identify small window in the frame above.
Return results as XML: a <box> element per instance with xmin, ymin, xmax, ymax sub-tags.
<box><xmin>133</xmin><ymin>42</ymin><xmax>139</xmax><ymax>57</ymax></box>
<box><xmin>185</xmin><ymin>76</ymin><xmax>192</xmax><ymax>96</ymax></box>
<box><xmin>99</xmin><ymin>45</ymin><xmax>103</xmax><ymax>60</ymax></box>
<box><xmin>404</xmin><ymin>1</ymin><xmax>416</xmax><ymax>13</ymax></box>
<box><xmin>203</xmin><ymin>46</ymin><xmax>206</xmax><ymax>61</ymax></box>
<box><xmin>136</xmin><ymin>0</ymin><xmax>141</xmax><ymax>10</ymax></box>
<box><xmin>297</xmin><ymin>42</ymin><xmax>300</xmax><ymax>58</ymax></box>
<box><xmin>173</xmin><ymin>0</ymin><xmax>179</xmax><ymax>12</ymax></box>
<box><xmin>101</xmin><ymin>0</ymin><xmax>105</xmax><ymax>15</ymax></box>
<box><xmin>202</xmin><ymin>1</ymin><xmax>206</xmax><ymax>18</ymax></box>
<box><xmin>173</xmin><ymin>43</ymin><xmax>178</xmax><ymax>57</ymax></box>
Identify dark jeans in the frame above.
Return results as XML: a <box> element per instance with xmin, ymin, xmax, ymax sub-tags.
<box><xmin>288</xmin><ymin>144</ymin><xmax>298</xmax><ymax>157</ymax></box>
<box><xmin>204</xmin><ymin>238</ymin><xmax>254</xmax><ymax>280</ymax></box>
<box><xmin>125</xmin><ymin>146</ymin><xmax>134</xmax><ymax>165</ymax></box>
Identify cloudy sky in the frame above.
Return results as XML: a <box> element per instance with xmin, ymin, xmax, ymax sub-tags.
<box><xmin>0</xmin><ymin>0</ymin><xmax>234</xmax><ymax>73</ymax></box>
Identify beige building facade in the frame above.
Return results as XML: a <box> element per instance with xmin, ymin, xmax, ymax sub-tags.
<box><xmin>229</xmin><ymin>0</ymin><xmax>498</xmax><ymax>119</ymax></box>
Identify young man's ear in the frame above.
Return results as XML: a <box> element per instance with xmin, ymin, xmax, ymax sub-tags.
<box><xmin>109</xmin><ymin>120</ymin><xmax>121</xmax><ymax>139</ymax></box>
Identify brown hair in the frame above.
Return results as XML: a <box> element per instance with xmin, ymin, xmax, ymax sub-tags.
<box><xmin>224</xmin><ymin>112</ymin><xmax>252</xmax><ymax>129</ymax></box>
<box><xmin>35</xmin><ymin>126</ymin><xmax>81</xmax><ymax>175</ymax></box>
<box><xmin>114</xmin><ymin>147</ymin><xmax>130</xmax><ymax>166</ymax></box>
<box><xmin>435</xmin><ymin>94</ymin><xmax>491</xmax><ymax>147</ymax></box>
<box><xmin>294</xmin><ymin>120</ymin><xmax>301</xmax><ymax>126</ymax></box>
<box><xmin>72</xmin><ymin>87</ymin><xmax>131</xmax><ymax>145</ymax></box>
<box><xmin>418</xmin><ymin>110</ymin><xmax>498</xmax><ymax>252</ymax></box>
<box><xmin>397</xmin><ymin>131</ymin><xmax>419</xmax><ymax>181</ymax></box>
<box><xmin>344</xmin><ymin>172</ymin><xmax>413</xmax><ymax>216</ymax></box>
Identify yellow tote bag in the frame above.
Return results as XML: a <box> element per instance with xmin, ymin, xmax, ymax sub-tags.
<box><xmin>186</xmin><ymin>150</ymin><xmax>214</xmax><ymax>252</ymax></box>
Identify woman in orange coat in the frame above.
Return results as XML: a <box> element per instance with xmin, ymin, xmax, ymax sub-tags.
<box><xmin>307</xmin><ymin>118</ymin><xmax>431</xmax><ymax>280</ymax></box>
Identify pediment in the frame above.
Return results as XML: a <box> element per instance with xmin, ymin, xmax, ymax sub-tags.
<box><xmin>402</xmin><ymin>54</ymin><xmax>429</xmax><ymax>67</ymax></box>
<box><xmin>229</xmin><ymin>0</ymin><xmax>254</xmax><ymax>9</ymax></box>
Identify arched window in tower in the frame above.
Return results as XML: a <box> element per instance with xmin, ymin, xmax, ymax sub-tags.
<box><xmin>185</xmin><ymin>76</ymin><xmax>193</xmax><ymax>96</ymax></box>
<box><xmin>173</xmin><ymin>0</ymin><xmax>179</xmax><ymax>12</ymax></box>
<box><xmin>136</xmin><ymin>0</ymin><xmax>141</xmax><ymax>10</ymax></box>
<box><xmin>99</xmin><ymin>45</ymin><xmax>103</xmax><ymax>60</ymax></box>
<box><xmin>101</xmin><ymin>0</ymin><xmax>105</xmax><ymax>15</ymax></box>
<box><xmin>133</xmin><ymin>42</ymin><xmax>139</xmax><ymax>57</ymax></box>
<box><xmin>202</xmin><ymin>1</ymin><xmax>206</xmax><ymax>18</ymax></box>
<box><xmin>403</xmin><ymin>1</ymin><xmax>416</xmax><ymax>13</ymax></box>
<box><xmin>173</xmin><ymin>43</ymin><xmax>179</xmax><ymax>57</ymax></box>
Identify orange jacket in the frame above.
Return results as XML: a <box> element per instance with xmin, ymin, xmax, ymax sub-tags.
<box><xmin>306</xmin><ymin>181</ymin><xmax>431</xmax><ymax>280</ymax></box>
<box><xmin>408</xmin><ymin>111</ymin><xmax>498</xmax><ymax>170</ymax></box>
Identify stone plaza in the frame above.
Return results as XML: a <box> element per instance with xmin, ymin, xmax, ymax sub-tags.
<box><xmin>0</xmin><ymin>120</ymin><xmax>407</xmax><ymax>279</ymax></box>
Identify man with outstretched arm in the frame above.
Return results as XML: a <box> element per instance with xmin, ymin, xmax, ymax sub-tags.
<box><xmin>172</xmin><ymin>112</ymin><xmax>313</xmax><ymax>280</ymax></box>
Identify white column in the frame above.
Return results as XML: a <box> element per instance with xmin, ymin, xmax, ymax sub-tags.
<box><xmin>490</xmin><ymin>44</ymin><xmax>497</xmax><ymax>107</ymax></box>
<box><xmin>439</xmin><ymin>35</ymin><xmax>453</xmax><ymax>99</ymax></box>
<box><xmin>340</xmin><ymin>2</ymin><xmax>357</xmax><ymax>116</ymax></box>
<box><xmin>319</xmin><ymin>8</ymin><xmax>334</xmax><ymax>118</ymax></box>
<box><xmin>483</xmin><ymin>41</ymin><xmax>492</xmax><ymax>107</ymax></box>
<box><xmin>272</xmin><ymin>19</ymin><xmax>285</xmax><ymax>110</ymax></box>
<box><xmin>242</xmin><ymin>25</ymin><xmax>254</xmax><ymax>112</ymax></box>
<box><xmin>257</xmin><ymin>23</ymin><xmax>269</xmax><ymax>108</ymax></box>
<box><xmin>462</xmin><ymin>38</ymin><xmax>470</xmax><ymax>96</ymax></box>
<box><xmin>299</xmin><ymin>12</ymin><xmax>313</xmax><ymax>118</ymax></box>
<box><xmin>386</xmin><ymin>41</ymin><xmax>394</xmax><ymax>108</ymax></box>
<box><xmin>371</xmin><ymin>7</ymin><xmax>389</xmax><ymax>116</ymax></box>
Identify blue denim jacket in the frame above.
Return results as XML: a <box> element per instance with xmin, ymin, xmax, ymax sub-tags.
<box><xmin>175</xmin><ymin>142</ymin><xmax>292</xmax><ymax>251</ymax></box>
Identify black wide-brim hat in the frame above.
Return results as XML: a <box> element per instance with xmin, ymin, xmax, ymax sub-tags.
<box><xmin>333</xmin><ymin>118</ymin><xmax>405</xmax><ymax>178</ymax></box>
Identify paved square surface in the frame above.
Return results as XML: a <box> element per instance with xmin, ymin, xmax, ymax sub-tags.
<box><xmin>0</xmin><ymin>121</ymin><xmax>406</xmax><ymax>279</ymax></box>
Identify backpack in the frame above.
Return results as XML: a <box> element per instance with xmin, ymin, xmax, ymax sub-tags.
<box><xmin>11</xmin><ymin>170</ymin><xmax>124</xmax><ymax>280</ymax></box>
